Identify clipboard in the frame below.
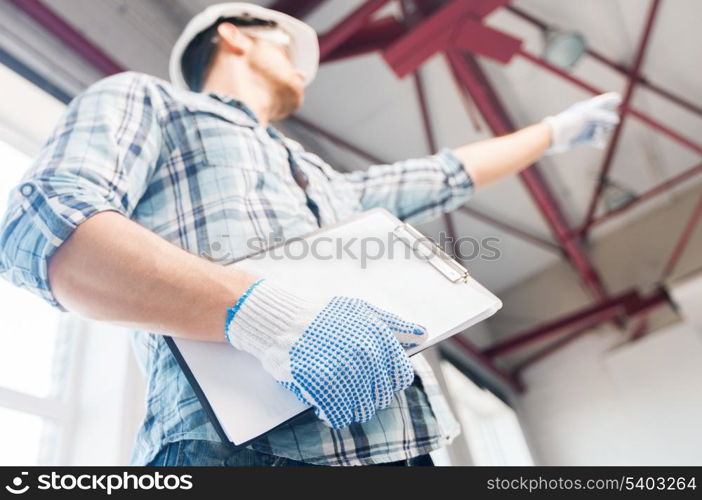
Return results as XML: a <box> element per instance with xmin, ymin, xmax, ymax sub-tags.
<box><xmin>165</xmin><ymin>208</ymin><xmax>502</xmax><ymax>447</ymax></box>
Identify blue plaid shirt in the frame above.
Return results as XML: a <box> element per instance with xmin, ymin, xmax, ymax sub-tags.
<box><xmin>0</xmin><ymin>72</ymin><xmax>473</xmax><ymax>465</ymax></box>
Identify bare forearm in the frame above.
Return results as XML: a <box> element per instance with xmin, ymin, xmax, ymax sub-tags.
<box><xmin>453</xmin><ymin>122</ymin><xmax>552</xmax><ymax>189</ymax></box>
<box><xmin>48</xmin><ymin>211</ymin><xmax>257</xmax><ymax>342</ymax></box>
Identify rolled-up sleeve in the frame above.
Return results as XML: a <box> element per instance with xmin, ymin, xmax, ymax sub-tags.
<box><xmin>336</xmin><ymin>148</ymin><xmax>474</xmax><ymax>224</ymax></box>
<box><xmin>0</xmin><ymin>71</ymin><xmax>163</xmax><ymax>309</ymax></box>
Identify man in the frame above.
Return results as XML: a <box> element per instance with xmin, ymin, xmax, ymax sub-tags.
<box><xmin>0</xmin><ymin>3</ymin><xmax>620</xmax><ymax>466</ymax></box>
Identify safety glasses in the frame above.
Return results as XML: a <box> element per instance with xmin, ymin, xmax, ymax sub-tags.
<box><xmin>211</xmin><ymin>16</ymin><xmax>292</xmax><ymax>51</ymax></box>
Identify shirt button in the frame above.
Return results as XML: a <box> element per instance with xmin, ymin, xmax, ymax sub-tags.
<box><xmin>20</xmin><ymin>183</ymin><xmax>35</xmax><ymax>197</ymax></box>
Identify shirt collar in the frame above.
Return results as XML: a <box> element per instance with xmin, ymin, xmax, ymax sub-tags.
<box><xmin>205</xmin><ymin>92</ymin><xmax>260</xmax><ymax>123</ymax></box>
<box><xmin>205</xmin><ymin>91</ymin><xmax>282</xmax><ymax>138</ymax></box>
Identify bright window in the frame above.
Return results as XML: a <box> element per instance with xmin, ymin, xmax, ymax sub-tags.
<box><xmin>442</xmin><ymin>361</ymin><xmax>534</xmax><ymax>465</ymax></box>
<box><xmin>0</xmin><ymin>407</ymin><xmax>53</xmax><ymax>466</ymax></box>
<box><xmin>0</xmin><ymin>65</ymin><xmax>69</xmax><ymax>466</ymax></box>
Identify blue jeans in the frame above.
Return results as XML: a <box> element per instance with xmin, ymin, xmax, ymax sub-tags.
<box><xmin>146</xmin><ymin>439</ymin><xmax>434</xmax><ymax>467</ymax></box>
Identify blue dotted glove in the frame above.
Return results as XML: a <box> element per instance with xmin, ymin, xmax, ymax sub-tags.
<box><xmin>225</xmin><ymin>279</ymin><xmax>427</xmax><ymax>429</ymax></box>
<box><xmin>543</xmin><ymin>92</ymin><xmax>622</xmax><ymax>154</ymax></box>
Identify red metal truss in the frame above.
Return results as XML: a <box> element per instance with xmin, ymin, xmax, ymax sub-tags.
<box><xmin>582</xmin><ymin>0</ymin><xmax>663</xmax><ymax>231</ymax></box>
<box><xmin>483</xmin><ymin>287</ymin><xmax>670</xmax><ymax>358</ymax></box>
<box><xmin>385</xmin><ymin>0</ymin><xmax>473</xmax><ymax>77</ymax></box>
<box><xmin>322</xmin><ymin>16</ymin><xmax>406</xmax><ymax>63</ymax></box>
<box><xmin>383</xmin><ymin>0</ymin><xmax>518</xmax><ymax>78</ymax></box>
<box><xmin>318</xmin><ymin>0</ymin><xmax>391</xmax><ymax>60</ymax></box>
<box><xmin>451</xmin><ymin>17</ymin><xmax>521</xmax><ymax>64</ymax></box>
<box><xmin>446</xmin><ymin>51</ymin><xmax>609</xmax><ymax>301</ymax></box>
<box><xmin>319</xmin><ymin>3</ymin><xmax>702</xmax><ymax>163</ymax></box>
<box><xmin>323</xmin><ymin>3</ymin><xmax>519</xmax><ymax>65</ymax></box>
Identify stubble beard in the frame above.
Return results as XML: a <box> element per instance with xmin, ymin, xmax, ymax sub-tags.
<box><xmin>270</xmin><ymin>78</ymin><xmax>303</xmax><ymax>122</ymax></box>
<box><xmin>252</xmin><ymin>58</ymin><xmax>303</xmax><ymax>122</ymax></box>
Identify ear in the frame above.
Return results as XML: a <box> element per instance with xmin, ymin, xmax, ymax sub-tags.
<box><xmin>216</xmin><ymin>22</ymin><xmax>251</xmax><ymax>56</ymax></box>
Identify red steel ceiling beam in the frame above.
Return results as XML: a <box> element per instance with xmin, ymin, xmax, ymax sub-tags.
<box><xmin>507</xmin><ymin>5</ymin><xmax>702</xmax><ymax>121</ymax></box>
<box><xmin>446</xmin><ymin>51</ymin><xmax>609</xmax><ymax>300</ymax></box>
<box><xmin>483</xmin><ymin>287</ymin><xmax>670</xmax><ymax>358</ymax></box>
<box><xmin>318</xmin><ymin>0</ymin><xmax>391</xmax><ymax>61</ymax></box>
<box><xmin>516</xmin><ymin>50</ymin><xmax>702</xmax><ymax>157</ymax></box>
<box><xmin>8</xmin><ymin>0</ymin><xmax>123</xmax><ymax>75</ymax></box>
<box><xmin>585</xmin><ymin>161</ymin><xmax>702</xmax><ymax>231</ymax></box>
<box><xmin>269</xmin><ymin>0</ymin><xmax>328</xmax><ymax>19</ymax></box>
<box><xmin>323</xmin><ymin>1</ymin><xmax>519</xmax><ymax>66</ymax></box>
<box><xmin>321</xmin><ymin>16</ymin><xmax>406</xmax><ymax>63</ymax></box>
<box><xmin>385</xmin><ymin>0</ymin><xmax>472</xmax><ymax>77</ymax></box>
<box><xmin>325</xmin><ymin>3</ymin><xmax>702</xmax><ymax>161</ymax></box>
<box><xmin>383</xmin><ymin>0</ymin><xmax>518</xmax><ymax>78</ymax></box>
<box><xmin>451</xmin><ymin>16</ymin><xmax>521</xmax><ymax>63</ymax></box>
<box><xmin>582</xmin><ymin>0</ymin><xmax>663</xmax><ymax>232</ymax></box>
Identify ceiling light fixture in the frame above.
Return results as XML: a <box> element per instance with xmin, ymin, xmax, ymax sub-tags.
<box><xmin>542</xmin><ymin>28</ymin><xmax>587</xmax><ymax>70</ymax></box>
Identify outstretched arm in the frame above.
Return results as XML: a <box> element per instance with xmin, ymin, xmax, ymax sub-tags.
<box><xmin>453</xmin><ymin>92</ymin><xmax>622</xmax><ymax>189</ymax></box>
<box><xmin>455</xmin><ymin>122</ymin><xmax>552</xmax><ymax>189</ymax></box>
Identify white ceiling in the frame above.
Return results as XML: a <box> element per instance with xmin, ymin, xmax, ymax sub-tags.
<box><xmin>2</xmin><ymin>0</ymin><xmax>700</xmax><ymax>294</ymax></box>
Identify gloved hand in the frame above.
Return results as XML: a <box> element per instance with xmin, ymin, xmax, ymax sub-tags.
<box><xmin>224</xmin><ymin>278</ymin><xmax>427</xmax><ymax>429</ymax></box>
<box><xmin>543</xmin><ymin>92</ymin><xmax>622</xmax><ymax>155</ymax></box>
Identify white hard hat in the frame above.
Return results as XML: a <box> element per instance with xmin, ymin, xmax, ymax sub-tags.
<box><xmin>169</xmin><ymin>2</ymin><xmax>319</xmax><ymax>90</ymax></box>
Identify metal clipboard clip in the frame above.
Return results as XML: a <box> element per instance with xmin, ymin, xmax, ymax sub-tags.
<box><xmin>392</xmin><ymin>223</ymin><xmax>470</xmax><ymax>283</ymax></box>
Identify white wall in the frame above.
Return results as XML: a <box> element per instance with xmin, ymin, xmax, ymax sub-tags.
<box><xmin>518</xmin><ymin>322</ymin><xmax>702</xmax><ymax>465</ymax></box>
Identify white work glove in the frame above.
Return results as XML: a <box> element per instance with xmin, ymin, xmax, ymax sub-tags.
<box><xmin>542</xmin><ymin>92</ymin><xmax>622</xmax><ymax>155</ymax></box>
<box><xmin>224</xmin><ymin>278</ymin><xmax>428</xmax><ymax>429</ymax></box>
